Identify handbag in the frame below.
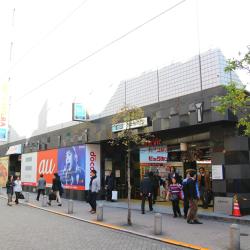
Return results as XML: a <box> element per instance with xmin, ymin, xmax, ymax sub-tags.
<box><xmin>49</xmin><ymin>192</ymin><xmax>56</xmax><ymax>201</ymax></box>
<box><xmin>18</xmin><ymin>192</ymin><xmax>25</xmax><ymax>199</ymax></box>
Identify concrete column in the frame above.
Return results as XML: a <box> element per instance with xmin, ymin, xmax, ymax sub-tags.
<box><xmin>68</xmin><ymin>199</ymin><xmax>74</xmax><ymax>214</ymax></box>
<box><xmin>154</xmin><ymin>213</ymin><xmax>162</xmax><ymax>235</ymax></box>
<box><xmin>42</xmin><ymin>195</ymin><xmax>47</xmax><ymax>207</ymax></box>
<box><xmin>25</xmin><ymin>192</ymin><xmax>29</xmax><ymax>202</ymax></box>
<box><xmin>97</xmin><ymin>204</ymin><xmax>103</xmax><ymax>221</ymax></box>
<box><xmin>230</xmin><ymin>224</ymin><xmax>240</xmax><ymax>250</ymax></box>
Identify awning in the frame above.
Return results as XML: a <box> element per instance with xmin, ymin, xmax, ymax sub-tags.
<box><xmin>6</xmin><ymin>144</ymin><xmax>22</xmax><ymax>155</ymax></box>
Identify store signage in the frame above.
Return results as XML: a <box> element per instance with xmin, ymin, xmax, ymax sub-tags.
<box><xmin>72</xmin><ymin>103</ymin><xmax>87</xmax><ymax>121</ymax></box>
<box><xmin>0</xmin><ymin>82</ymin><xmax>9</xmax><ymax>141</ymax></box>
<box><xmin>0</xmin><ymin>156</ymin><xmax>9</xmax><ymax>187</ymax></box>
<box><xmin>112</xmin><ymin>117</ymin><xmax>148</xmax><ymax>133</ymax></box>
<box><xmin>214</xmin><ymin>197</ymin><xmax>233</xmax><ymax>215</ymax></box>
<box><xmin>140</xmin><ymin>147</ymin><xmax>168</xmax><ymax>164</ymax></box>
<box><xmin>85</xmin><ymin>144</ymin><xmax>100</xmax><ymax>190</ymax></box>
<box><xmin>21</xmin><ymin>153</ymin><xmax>37</xmax><ymax>186</ymax></box>
<box><xmin>212</xmin><ymin>164</ymin><xmax>224</xmax><ymax>180</ymax></box>
<box><xmin>6</xmin><ymin>144</ymin><xmax>22</xmax><ymax>155</ymax></box>
<box><xmin>195</xmin><ymin>102</ymin><xmax>203</xmax><ymax>123</ymax></box>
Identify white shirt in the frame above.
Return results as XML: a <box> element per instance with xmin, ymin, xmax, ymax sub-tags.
<box><xmin>14</xmin><ymin>180</ymin><xmax>22</xmax><ymax>192</ymax></box>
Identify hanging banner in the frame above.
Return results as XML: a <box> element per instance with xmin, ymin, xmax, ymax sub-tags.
<box><xmin>21</xmin><ymin>153</ymin><xmax>37</xmax><ymax>186</ymax></box>
<box><xmin>0</xmin><ymin>156</ymin><xmax>9</xmax><ymax>187</ymax></box>
<box><xmin>85</xmin><ymin>144</ymin><xmax>100</xmax><ymax>190</ymax></box>
<box><xmin>0</xmin><ymin>82</ymin><xmax>9</xmax><ymax>141</ymax></box>
<box><xmin>58</xmin><ymin>145</ymin><xmax>86</xmax><ymax>190</ymax></box>
<box><xmin>37</xmin><ymin>149</ymin><xmax>58</xmax><ymax>187</ymax></box>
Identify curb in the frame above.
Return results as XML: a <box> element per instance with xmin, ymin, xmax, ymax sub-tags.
<box><xmin>102</xmin><ymin>203</ymin><xmax>250</xmax><ymax>226</ymax></box>
<box><xmin>0</xmin><ymin>195</ymin><xmax>209</xmax><ymax>250</ymax></box>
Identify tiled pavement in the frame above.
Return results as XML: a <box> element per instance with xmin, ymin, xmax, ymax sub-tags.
<box><xmin>1</xmin><ymin>191</ymin><xmax>250</xmax><ymax>250</ymax></box>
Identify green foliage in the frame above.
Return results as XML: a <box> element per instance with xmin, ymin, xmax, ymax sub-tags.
<box><xmin>213</xmin><ymin>47</ymin><xmax>250</xmax><ymax>136</ymax></box>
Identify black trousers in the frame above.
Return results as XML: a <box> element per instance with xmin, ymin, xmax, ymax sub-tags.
<box><xmin>171</xmin><ymin>199</ymin><xmax>181</xmax><ymax>216</ymax></box>
<box><xmin>106</xmin><ymin>189</ymin><xmax>112</xmax><ymax>201</ymax></box>
<box><xmin>15</xmin><ymin>192</ymin><xmax>20</xmax><ymax>204</ymax></box>
<box><xmin>89</xmin><ymin>192</ymin><xmax>97</xmax><ymax>211</ymax></box>
<box><xmin>37</xmin><ymin>189</ymin><xmax>45</xmax><ymax>201</ymax></box>
<box><xmin>141</xmin><ymin>193</ymin><xmax>153</xmax><ymax>212</ymax></box>
<box><xmin>183</xmin><ymin>198</ymin><xmax>189</xmax><ymax>217</ymax></box>
<box><xmin>153</xmin><ymin>187</ymin><xmax>158</xmax><ymax>203</ymax></box>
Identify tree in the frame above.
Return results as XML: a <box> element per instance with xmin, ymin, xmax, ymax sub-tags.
<box><xmin>109</xmin><ymin>106</ymin><xmax>151</xmax><ymax>225</ymax></box>
<box><xmin>213</xmin><ymin>47</ymin><xmax>250</xmax><ymax>136</ymax></box>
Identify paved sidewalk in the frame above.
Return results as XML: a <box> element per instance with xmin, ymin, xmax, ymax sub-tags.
<box><xmin>1</xmin><ymin>191</ymin><xmax>249</xmax><ymax>250</ymax></box>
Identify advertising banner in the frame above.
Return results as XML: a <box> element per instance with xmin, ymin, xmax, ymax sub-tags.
<box><xmin>37</xmin><ymin>149</ymin><xmax>58</xmax><ymax>187</ymax></box>
<box><xmin>140</xmin><ymin>147</ymin><xmax>168</xmax><ymax>164</ymax></box>
<box><xmin>85</xmin><ymin>144</ymin><xmax>100</xmax><ymax>190</ymax></box>
<box><xmin>58</xmin><ymin>145</ymin><xmax>86</xmax><ymax>190</ymax></box>
<box><xmin>21</xmin><ymin>153</ymin><xmax>37</xmax><ymax>186</ymax></box>
<box><xmin>0</xmin><ymin>156</ymin><xmax>9</xmax><ymax>187</ymax></box>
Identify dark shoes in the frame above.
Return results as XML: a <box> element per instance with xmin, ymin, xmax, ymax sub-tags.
<box><xmin>47</xmin><ymin>202</ymin><xmax>51</xmax><ymax>206</ymax></box>
<box><xmin>187</xmin><ymin>220</ymin><xmax>203</xmax><ymax>224</ymax></box>
<box><xmin>58</xmin><ymin>204</ymin><xmax>62</xmax><ymax>206</ymax></box>
<box><xmin>141</xmin><ymin>211</ymin><xmax>145</xmax><ymax>214</ymax></box>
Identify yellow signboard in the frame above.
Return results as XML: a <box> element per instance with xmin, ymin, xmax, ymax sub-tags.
<box><xmin>0</xmin><ymin>156</ymin><xmax>9</xmax><ymax>187</ymax></box>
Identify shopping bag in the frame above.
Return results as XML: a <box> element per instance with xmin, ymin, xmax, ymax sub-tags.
<box><xmin>111</xmin><ymin>190</ymin><xmax>118</xmax><ymax>200</ymax></box>
<box><xmin>18</xmin><ymin>192</ymin><xmax>25</xmax><ymax>199</ymax></box>
<box><xmin>49</xmin><ymin>192</ymin><xmax>56</xmax><ymax>201</ymax></box>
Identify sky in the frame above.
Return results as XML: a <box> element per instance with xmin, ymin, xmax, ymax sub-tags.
<box><xmin>0</xmin><ymin>0</ymin><xmax>249</xmax><ymax>140</ymax></box>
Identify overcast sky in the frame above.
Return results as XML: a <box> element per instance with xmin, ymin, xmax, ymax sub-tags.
<box><xmin>0</xmin><ymin>0</ymin><xmax>249</xmax><ymax>139</ymax></box>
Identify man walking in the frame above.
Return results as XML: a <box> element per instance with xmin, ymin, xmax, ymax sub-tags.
<box><xmin>198</xmin><ymin>167</ymin><xmax>210</xmax><ymax>208</ymax></box>
<box><xmin>140</xmin><ymin>172</ymin><xmax>153</xmax><ymax>214</ymax></box>
<box><xmin>186</xmin><ymin>171</ymin><xmax>202</xmax><ymax>224</ymax></box>
<box><xmin>36</xmin><ymin>174</ymin><xmax>46</xmax><ymax>201</ymax></box>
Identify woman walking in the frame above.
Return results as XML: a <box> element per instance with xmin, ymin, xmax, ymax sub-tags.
<box><xmin>167</xmin><ymin>177</ymin><xmax>182</xmax><ymax>218</ymax></box>
<box><xmin>48</xmin><ymin>173</ymin><xmax>62</xmax><ymax>206</ymax></box>
<box><xmin>6</xmin><ymin>175</ymin><xmax>14</xmax><ymax>206</ymax></box>
<box><xmin>14</xmin><ymin>176</ymin><xmax>22</xmax><ymax>204</ymax></box>
<box><xmin>88</xmin><ymin>170</ymin><xmax>99</xmax><ymax>214</ymax></box>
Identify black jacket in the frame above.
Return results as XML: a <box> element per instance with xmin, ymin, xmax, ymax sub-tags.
<box><xmin>186</xmin><ymin>178</ymin><xmax>198</xmax><ymax>200</ymax></box>
<box><xmin>52</xmin><ymin>177</ymin><xmax>62</xmax><ymax>192</ymax></box>
<box><xmin>140</xmin><ymin>177</ymin><xmax>153</xmax><ymax>195</ymax></box>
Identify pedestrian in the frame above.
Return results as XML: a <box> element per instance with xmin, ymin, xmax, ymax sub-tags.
<box><xmin>167</xmin><ymin>177</ymin><xmax>182</xmax><ymax>218</ymax></box>
<box><xmin>152</xmin><ymin>172</ymin><xmax>160</xmax><ymax>204</ymax></box>
<box><xmin>88</xmin><ymin>170</ymin><xmax>100</xmax><ymax>214</ymax></box>
<box><xmin>105</xmin><ymin>172</ymin><xmax>115</xmax><ymax>201</ymax></box>
<box><xmin>198</xmin><ymin>167</ymin><xmax>210</xmax><ymax>208</ymax></box>
<box><xmin>186</xmin><ymin>171</ymin><xmax>202</xmax><ymax>224</ymax></box>
<box><xmin>48</xmin><ymin>173</ymin><xmax>62</xmax><ymax>206</ymax></box>
<box><xmin>36</xmin><ymin>174</ymin><xmax>46</xmax><ymax>201</ymax></box>
<box><xmin>182</xmin><ymin>170</ymin><xmax>191</xmax><ymax>219</ymax></box>
<box><xmin>6</xmin><ymin>175</ymin><xmax>14</xmax><ymax>206</ymax></box>
<box><xmin>140</xmin><ymin>172</ymin><xmax>153</xmax><ymax>214</ymax></box>
<box><xmin>14</xmin><ymin>176</ymin><xmax>22</xmax><ymax>205</ymax></box>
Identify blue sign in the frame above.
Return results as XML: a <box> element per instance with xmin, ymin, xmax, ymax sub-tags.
<box><xmin>0</xmin><ymin>128</ymin><xmax>8</xmax><ymax>141</ymax></box>
<box><xmin>72</xmin><ymin>103</ymin><xmax>86</xmax><ymax>121</ymax></box>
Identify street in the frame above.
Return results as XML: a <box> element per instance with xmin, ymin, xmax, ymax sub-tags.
<box><xmin>0</xmin><ymin>198</ymin><xmax>185</xmax><ymax>250</ymax></box>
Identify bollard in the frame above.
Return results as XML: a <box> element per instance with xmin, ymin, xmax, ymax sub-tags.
<box><xmin>154</xmin><ymin>213</ymin><xmax>162</xmax><ymax>235</ymax></box>
<box><xmin>0</xmin><ymin>186</ymin><xmax>2</xmax><ymax>195</ymax></box>
<box><xmin>25</xmin><ymin>192</ymin><xmax>29</xmax><ymax>202</ymax></box>
<box><xmin>97</xmin><ymin>204</ymin><xmax>103</xmax><ymax>221</ymax></box>
<box><xmin>68</xmin><ymin>199</ymin><xmax>74</xmax><ymax>214</ymax></box>
<box><xmin>42</xmin><ymin>195</ymin><xmax>47</xmax><ymax>207</ymax></box>
<box><xmin>230</xmin><ymin>224</ymin><xmax>240</xmax><ymax>250</ymax></box>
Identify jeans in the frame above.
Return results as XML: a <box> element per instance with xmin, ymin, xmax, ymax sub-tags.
<box><xmin>15</xmin><ymin>192</ymin><xmax>20</xmax><ymax>204</ymax></box>
<box><xmin>7</xmin><ymin>193</ymin><xmax>12</xmax><ymax>204</ymax></box>
<box><xmin>183</xmin><ymin>198</ymin><xmax>189</xmax><ymax>217</ymax></box>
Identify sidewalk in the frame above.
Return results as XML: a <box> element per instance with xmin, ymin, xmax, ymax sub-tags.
<box><xmin>1</xmin><ymin>191</ymin><xmax>250</xmax><ymax>250</ymax></box>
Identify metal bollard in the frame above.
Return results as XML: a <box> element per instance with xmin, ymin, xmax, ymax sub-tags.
<box><xmin>154</xmin><ymin>213</ymin><xmax>162</xmax><ymax>235</ymax></box>
<box><xmin>230</xmin><ymin>224</ymin><xmax>240</xmax><ymax>250</ymax></box>
<box><xmin>97</xmin><ymin>204</ymin><xmax>103</xmax><ymax>221</ymax></box>
<box><xmin>25</xmin><ymin>192</ymin><xmax>29</xmax><ymax>202</ymax></box>
<box><xmin>42</xmin><ymin>195</ymin><xmax>47</xmax><ymax>207</ymax></box>
<box><xmin>68</xmin><ymin>199</ymin><xmax>74</xmax><ymax>214</ymax></box>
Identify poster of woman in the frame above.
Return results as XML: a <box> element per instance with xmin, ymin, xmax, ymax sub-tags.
<box><xmin>58</xmin><ymin>145</ymin><xmax>85</xmax><ymax>190</ymax></box>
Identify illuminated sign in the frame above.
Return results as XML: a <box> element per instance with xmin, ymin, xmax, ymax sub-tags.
<box><xmin>112</xmin><ymin>117</ymin><xmax>148</xmax><ymax>133</ymax></box>
<box><xmin>72</xmin><ymin>103</ymin><xmax>87</xmax><ymax>121</ymax></box>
